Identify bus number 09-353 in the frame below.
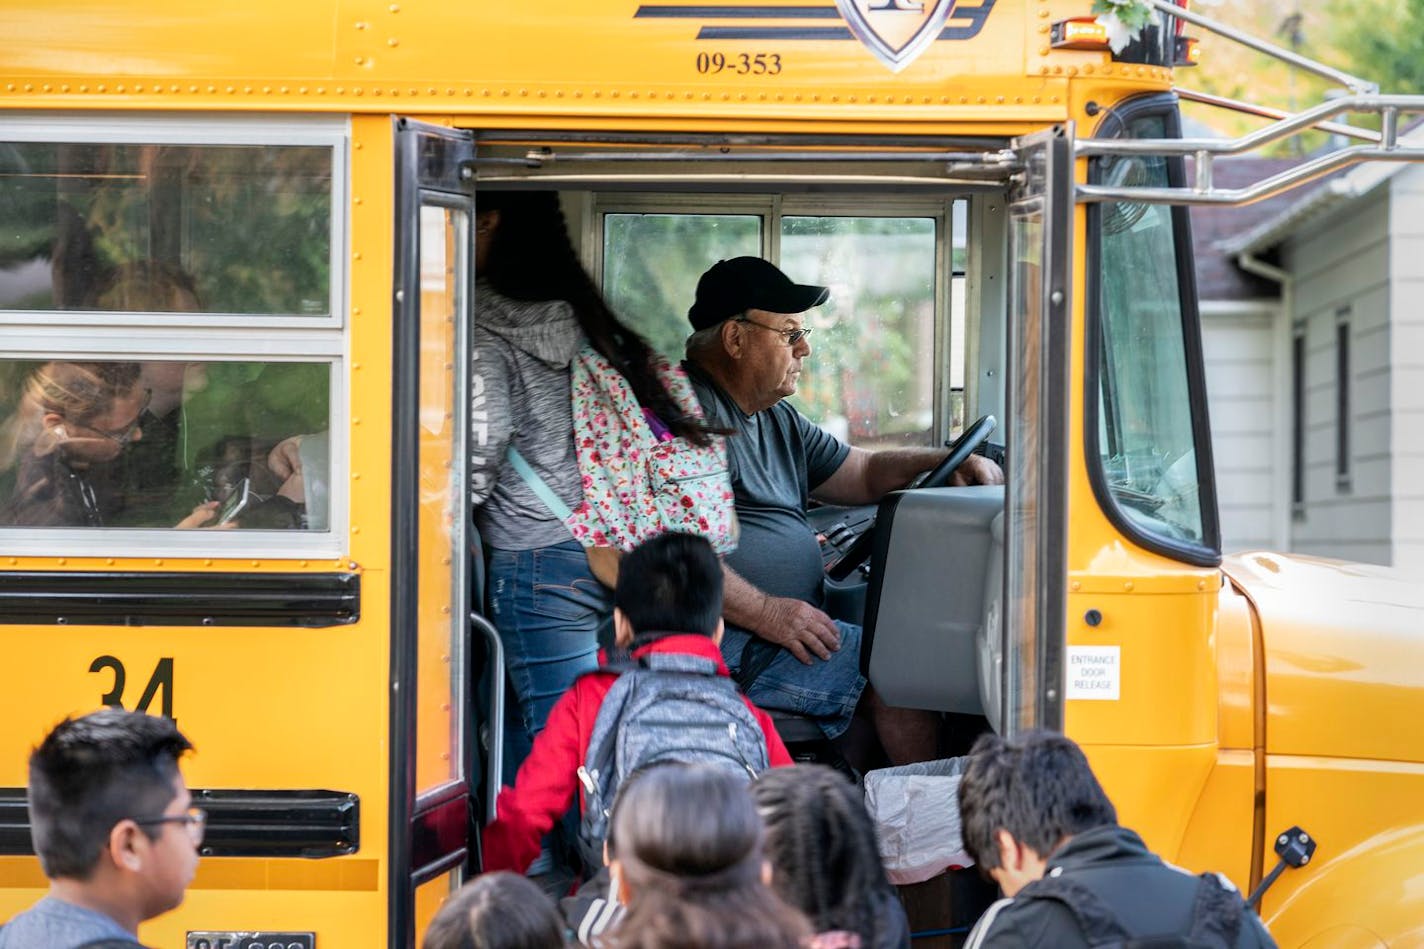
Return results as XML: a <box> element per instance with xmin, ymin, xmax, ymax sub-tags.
<box><xmin>696</xmin><ymin>52</ymin><xmax>782</xmax><ymax>75</ymax></box>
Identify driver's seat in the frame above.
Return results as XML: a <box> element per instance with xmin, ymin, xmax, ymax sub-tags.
<box><xmin>859</xmin><ymin>485</ymin><xmax>1003</xmax><ymax>713</ymax></box>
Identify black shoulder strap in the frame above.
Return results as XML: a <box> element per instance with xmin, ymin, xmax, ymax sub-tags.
<box><xmin>1017</xmin><ymin>873</ymin><xmax>1134</xmax><ymax>947</ymax></box>
<box><xmin>1020</xmin><ymin>871</ymin><xmax>1246</xmax><ymax>949</ymax></box>
<box><xmin>1186</xmin><ymin>874</ymin><xmax>1245</xmax><ymax>947</ymax></box>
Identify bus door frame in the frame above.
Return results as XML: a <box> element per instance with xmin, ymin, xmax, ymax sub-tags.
<box><xmin>1000</xmin><ymin>124</ymin><xmax>1072</xmax><ymax>734</ymax></box>
<box><xmin>392</xmin><ymin>117</ymin><xmax>478</xmax><ymax>948</ymax></box>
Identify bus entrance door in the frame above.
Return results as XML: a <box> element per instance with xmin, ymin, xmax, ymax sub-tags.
<box><xmin>998</xmin><ymin>125</ymin><xmax>1072</xmax><ymax>737</ymax></box>
<box><xmin>392</xmin><ymin>118</ymin><xmax>477</xmax><ymax>946</ymax></box>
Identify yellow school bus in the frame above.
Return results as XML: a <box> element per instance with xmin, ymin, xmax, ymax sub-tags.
<box><xmin>0</xmin><ymin>0</ymin><xmax>1421</xmax><ymax>946</ymax></box>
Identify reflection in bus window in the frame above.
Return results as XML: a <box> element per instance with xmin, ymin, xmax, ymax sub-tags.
<box><xmin>602</xmin><ymin>212</ymin><xmax>761</xmax><ymax>358</ymax></box>
<box><xmin>782</xmin><ymin>216</ymin><xmax>937</xmax><ymax>448</ymax></box>
<box><xmin>1095</xmin><ymin>115</ymin><xmax>1204</xmax><ymax>545</ymax></box>
<box><xmin>601</xmin><ymin>210</ymin><xmax>941</xmax><ymax>449</ymax></box>
<box><xmin>0</xmin><ymin>142</ymin><xmax>331</xmax><ymax>315</ymax></box>
<box><xmin>0</xmin><ymin>359</ymin><xmax>330</xmax><ymax>530</ymax></box>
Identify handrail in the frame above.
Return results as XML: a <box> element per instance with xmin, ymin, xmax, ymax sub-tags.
<box><xmin>1075</xmin><ymin>93</ymin><xmax>1424</xmax><ymax>207</ymax></box>
<box><xmin>1079</xmin><ymin>144</ymin><xmax>1424</xmax><ymax>206</ymax></box>
<box><xmin>1078</xmin><ymin>95</ymin><xmax>1424</xmax><ymax>158</ymax></box>
<box><xmin>1175</xmin><ymin>88</ymin><xmax>1382</xmax><ymax>145</ymax></box>
<box><xmin>471</xmin><ymin>611</ymin><xmax>505</xmax><ymax>824</ymax></box>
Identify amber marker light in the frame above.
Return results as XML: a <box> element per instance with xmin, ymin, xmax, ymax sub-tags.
<box><xmin>1050</xmin><ymin>17</ymin><xmax>1112</xmax><ymax>52</ymax></box>
<box><xmin>1175</xmin><ymin>36</ymin><xmax>1201</xmax><ymax>66</ymax></box>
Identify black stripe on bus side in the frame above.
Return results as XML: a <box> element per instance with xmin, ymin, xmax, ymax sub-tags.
<box><xmin>0</xmin><ymin>572</ymin><xmax>359</xmax><ymax>627</ymax></box>
<box><xmin>0</xmin><ymin>788</ymin><xmax>359</xmax><ymax>859</ymax></box>
<box><xmin>696</xmin><ymin>25</ymin><xmax>851</xmax><ymax>38</ymax></box>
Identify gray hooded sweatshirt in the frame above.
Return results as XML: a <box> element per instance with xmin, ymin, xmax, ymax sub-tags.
<box><xmin>471</xmin><ymin>283</ymin><xmax>586</xmax><ymax>551</ymax></box>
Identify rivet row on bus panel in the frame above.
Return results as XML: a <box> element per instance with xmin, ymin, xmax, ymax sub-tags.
<box><xmin>0</xmin><ymin>76</ymin><xmax>1172</xmax><ymax>103</ymax></box>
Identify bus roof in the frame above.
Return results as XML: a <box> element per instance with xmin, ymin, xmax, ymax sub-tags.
<box><xmin>0</xmin><ymin>0</ymin><xmax>1173</xmax><ymax>133</ymax></box>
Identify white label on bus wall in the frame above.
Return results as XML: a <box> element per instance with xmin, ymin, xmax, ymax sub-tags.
<box><xmin>1066</xmin><ymin>645</ymin><xmax>1121</xmax><ymax>701</ymax></box>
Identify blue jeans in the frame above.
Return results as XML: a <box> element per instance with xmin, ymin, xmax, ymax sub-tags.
<box><xmin>720</xmin><ymin>619</ymin><xmax>866</xmax><ymax>739</ymax></box>
<box><xmin>488</xmin><ymin>539</ymin><xmax>612</xmax><ymax>782</ymax></box>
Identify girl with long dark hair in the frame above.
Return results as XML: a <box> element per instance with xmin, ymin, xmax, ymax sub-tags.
<box><xmin>752</xmin><ymin>765</ymin><xmax>911</xmax><ymax>949</ymax></box>
<box><xmin>605</xmin><ymin>763</ymin><xmax>809</xmax><ymax>949</ymax></box>
<box><xmin>471</xmin><ymin>191</ymin><xmax>709</xmax><ymax>806</ymax></box>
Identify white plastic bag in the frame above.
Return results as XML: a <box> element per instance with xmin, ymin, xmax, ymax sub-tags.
<box><xmin>863</xmin><ymin>756</ymin><xmax>974</xmax><ymax>885</ymax></box>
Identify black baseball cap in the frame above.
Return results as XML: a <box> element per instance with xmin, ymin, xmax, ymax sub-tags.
<box><xmin>687</xmin><ymin>257</ymin><xmax>830</xmax><ymax>331</ymax></box>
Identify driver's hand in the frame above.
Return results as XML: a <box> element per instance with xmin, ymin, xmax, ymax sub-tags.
<box><xmin>756</xmin><ymin>596</ymin><xmax>841</xmax><ymax>665</ymax></box>
<box><xmin>950</xmin><ymin>454</ymin><xmax>1004</xmax><ymax>487</ymax></box>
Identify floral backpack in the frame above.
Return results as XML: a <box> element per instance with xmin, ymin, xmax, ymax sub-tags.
<box><xmin>507</xmin><ymin>346</ymin><xmax>736</xmax><ymax>584</ymax></box>
<box><xmin>567</xmin><ymin>346</ymin><xmax>737</xmax><ymax>554</ymax></box>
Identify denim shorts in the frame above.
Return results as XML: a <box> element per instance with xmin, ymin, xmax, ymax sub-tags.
<box><xmin>720</xmin><ymin>619</ymin><xmax>866</xmax><ymax>739</ymax></box>
<box><xmin>488</xmin><ymin>539</ymin><xmax>612</xmax><ymax>779</ymax></box>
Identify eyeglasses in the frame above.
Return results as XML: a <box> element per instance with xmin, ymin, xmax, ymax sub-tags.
<box><xmin>81</xmin><ymin>389</ymin><xmax>151</xmax><ymax>446</ymax></box>
<box><xmin>134</xmin><ymin>806</ymin><xmax>206</xmax><ymax>845</ymax></box>
<box><xmin>736</xmin><ymin>316</ymin><xmax>813</xmax><ymax>347</ymax></box>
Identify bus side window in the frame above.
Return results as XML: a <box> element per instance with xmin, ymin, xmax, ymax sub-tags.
<box><xmin>0</xmin><ymin>129</ymin><xmax>343</xmax><ymax>547</ymax></box>
<box><xmin>0</xmin><ymin>359</ymin><xmax>331</xmax><ymax>531</ymax></box>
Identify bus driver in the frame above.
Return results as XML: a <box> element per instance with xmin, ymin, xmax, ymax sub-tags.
<box><xmin>682</xmin><ymin>257</ymin><xmax>1003</xmax><ymax>765</ymax></box>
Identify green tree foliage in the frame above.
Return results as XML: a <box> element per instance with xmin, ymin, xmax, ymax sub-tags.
<box><xmin>0</xmin><ymin>142</ymin><xmax>330</xmax><ymax>313</ymax></box>
<box><xmin>1330</xmin><ymin>0</ymin><xmax>1424</xmax><ymax>93</ymax></box>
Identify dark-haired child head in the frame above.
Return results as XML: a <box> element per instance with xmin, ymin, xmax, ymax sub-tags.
<box><xmin>21</xmin><ymin>708</ymin><xmax>197</xmax><ymax>936</ymax></box>
<box><xmin>613</xmin><ymin>532</ymin><xmax>724</xmax><ymax>649</ymax></box>
<box><xmin>422</xmin><ymin>871</ymin><xmax>566</xmax><ymax>949</ymax></box>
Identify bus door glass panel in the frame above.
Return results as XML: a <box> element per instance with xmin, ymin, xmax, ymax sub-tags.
<box><xmin>0</xmin><ymin>142</ymin><xmax>331</xmax><ymax>317</ymax></box>
<box><xmin>1094</xmin><ymin>116</ymin><xmax>1205</xmax><ymax>547</ymax></box>
<box><xmin>415</xmin><ymin>203</ymin><xmax>468</xmax><ymax>792</ymax></box>
<box><xmin>1005</xmin><ymin>210</ymin><xmax>1043</xmax><ymax>735</ymax></box>
<box><xmin>950</xmin><ymin>199</ymin><xmax>968</xmax><ymax>435</ymax></box>
<box><xmin>0</xmin><ymin>358</ymin><xmax>330</xmax><ymax>530</ymax></box>
<box><xmin>781</xmin><ymin>216</ymin><xmax>938</xmax><ymax>448</ymax></box>
<box><xmin>1003</xmin><ymin>129</ymin><xmax>1071</xmax><ymax>734</ymax></box>
<box><xmin>602</xmin><ymin>212</ymin><xmax>761</xmax><ymax>359</ymax></box>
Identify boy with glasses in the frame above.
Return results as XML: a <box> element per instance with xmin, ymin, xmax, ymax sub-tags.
<box><xmin>0</xmin><ymin>709</ymin><xmax>199</xmax><ymax>949</ymax></box>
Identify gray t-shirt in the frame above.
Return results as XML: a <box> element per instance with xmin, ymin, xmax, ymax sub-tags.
<box><xmin>0</xmin><ymin>895</ymin><xmax>139</xmax><ymax>949</ymax></box>
<box><xmin>685</xmin><ymin>362</ymin><xmax>850</xmax><ymax>608</ymax></box>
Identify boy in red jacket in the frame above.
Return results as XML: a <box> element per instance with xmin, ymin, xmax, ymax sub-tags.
<box><xmin>482</xmin><ymin>531</ymin><xmax>792</xmax><ymax>874</ymax></box>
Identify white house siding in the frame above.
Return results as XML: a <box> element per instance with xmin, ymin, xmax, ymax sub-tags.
<box><xmin>1200</xmin><ymin>302</ymin><xmax>1281</xmax><ymax>552</ymax></box>
<box><xmin>1387</xmin><ymin>169</ymin><xmax>1424</xmax><ymax>570</ymax></box>
<box><xmin>1283</xmin><ymin>188</ymin><xmax>1392</xmax><ymax>565</ymax></box>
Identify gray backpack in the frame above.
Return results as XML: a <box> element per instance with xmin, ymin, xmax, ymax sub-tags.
<box><xmin>576</xmin><ymin>650</ymin><xmax>770</xmax><ymax>869</ymax></box>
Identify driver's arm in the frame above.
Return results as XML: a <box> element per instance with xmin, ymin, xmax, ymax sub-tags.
<box><xmin>721</xmin><ymin>563</ymin><xmax>841</xmax><ymax>665</ymax></box>
<box><xmin>812</xmin><ymin>446</ymin><xmax>1002</xmax><ymax>505</ymax></box>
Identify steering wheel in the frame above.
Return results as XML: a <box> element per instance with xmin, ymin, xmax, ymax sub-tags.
<box><xmin>825</xmin><ymin>414</ymin><xmax>998</xmax><ymax>582</ymax></box>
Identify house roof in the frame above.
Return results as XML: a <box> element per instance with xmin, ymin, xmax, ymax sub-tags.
<box><xmin>1212</xmin><ymin>122</ymin><xmax>1424</xmax><ymax>260</ymax></box>
<box><xmin>1190</xmin><ymin>157</ymin><xmax>1319</xmax><ymax>301</ymax></box>
<box><xmin>1216</xmin><ymin>152</ymin><xmax>1419</xmax><ymax>258</ymax></box>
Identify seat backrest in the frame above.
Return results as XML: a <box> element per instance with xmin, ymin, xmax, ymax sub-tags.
<box><xmin>861</xmin><ymin>486</ymin><xmax>1003</xmax><ymax>714</ymax></box>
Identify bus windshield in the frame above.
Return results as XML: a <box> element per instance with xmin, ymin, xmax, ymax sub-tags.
<box><xmin>1094</xmin><ymin>113</ymin><xmax>1207</xmax><ymax>548</ymax></box>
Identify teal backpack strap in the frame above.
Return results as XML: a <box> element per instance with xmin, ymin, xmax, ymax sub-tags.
<box><xmin>507</xmin><ymin>446</ymin><xmax>575</xmax><ymax>523</ymax></box>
